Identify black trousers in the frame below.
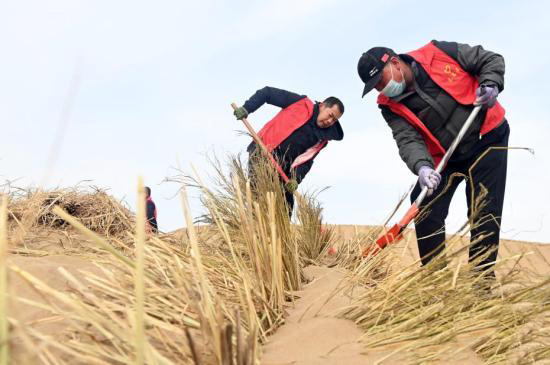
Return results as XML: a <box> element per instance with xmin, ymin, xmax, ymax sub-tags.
<box><xmin>411</xmin><ymin>124</ymin><xmax>510</xmax><ymax>273</ymax></box>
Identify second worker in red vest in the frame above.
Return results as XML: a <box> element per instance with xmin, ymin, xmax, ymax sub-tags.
<box><xmin>358</xmin><ymin>40</ymin><xmax>509</xmax><ymax>283</ymax></box>
<box><xmin>234</xmin><ymin>86</ymin><xmax>345</xmax><ymax>215</ymax></box>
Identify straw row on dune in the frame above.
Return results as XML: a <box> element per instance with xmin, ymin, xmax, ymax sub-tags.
<box><xmin>0</xmin><ymin>155</ymin><xmax>548</xmax><ymax>364</ymax></box>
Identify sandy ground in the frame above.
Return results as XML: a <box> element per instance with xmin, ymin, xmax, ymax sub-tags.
<box><xmin>261</xmin><ymin>265</ymin><xmax>369</xmax><ymax>365</ymax></box>
<box><xmin>260</xmin><ymin>225</ymin><xmax>549</xmax><ymax>365</ymax></box>
<box><xmin>6</xmin><ymin>225</ymin><xmax>550</xmax><ymax>364</ymax></box>
<box><xmin>261</xmin><ymin>265</ymin><xmax>484</xmax><ymax>365</ymax></box>
<box><xmin>6</xmin><ymin>230</ymin><xmax>104</xmax><ymax>364</ymax></box>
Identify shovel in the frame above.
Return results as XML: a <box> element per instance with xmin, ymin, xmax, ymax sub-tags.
<box><xmin>364</xmin><ymin>105</ymin><xmax>482</xmax><ymax>256</ymax></box>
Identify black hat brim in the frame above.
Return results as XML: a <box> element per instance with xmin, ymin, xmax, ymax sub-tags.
<box><xmin>362</xmin><ymin>72</ymin><xmax>382</xmax><ymax>97</ymax></box>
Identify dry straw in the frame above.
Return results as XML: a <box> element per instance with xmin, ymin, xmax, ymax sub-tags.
<box><xmin>340</xmin><ymin>210</ymin><xmax>550</xmax><ymax>363</ymax></box>
<box><xmin>0</xmin><ymin>195</ymin><xmax>9</xmax><ymax>365</ymax></box>
<box><xmin>7</xmin><ymin>186</ymin><xmax>135</xmax><ymax>238</ymax></box>
<box><xmin>5</xmin><ymin>154</ymin><xmax>331</xmax><ymax>364</ymax></box>
<box><xmin>134</xmin><ymin>178</ymin><xmax>147</xmax><ymax>365</ymax></box>
<box><xmin>3</xmin><ymin>152</ymin><xmax>547</xmax><ymax>364</ymax></box>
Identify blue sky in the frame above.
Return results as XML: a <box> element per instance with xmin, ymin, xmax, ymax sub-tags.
<box><xmin>1</xmin><ymin>0</ymin><xmax>549</xmax><ymax>242</ymax></box>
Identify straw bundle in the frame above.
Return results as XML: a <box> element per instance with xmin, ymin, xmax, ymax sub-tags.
<box><xmin>7</xmin><ymin>187</ymin><xmax>135</xmax><ymax>238</ymax></box>
<box><xmin>4</xmin><ymin>155</ymin><xmax>334</xmax><ymax>364</ymax></box>
<box><xmin>341</xmin><ymin>231</ymin><xmax>550</xmax><ymax>364</ymax></box>
<box><xmin>295</xmin><ymin>190</ymin><xmax>335</xmax><ymax>263</ymax></box>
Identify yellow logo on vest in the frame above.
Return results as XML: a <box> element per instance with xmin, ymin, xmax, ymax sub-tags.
<box><xmin>444</xmin><ymin>64</ymin><xmax>460</xmax><ymax>83</ymax></box>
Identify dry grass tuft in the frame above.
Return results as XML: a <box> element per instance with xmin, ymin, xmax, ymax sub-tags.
<box><xmin>7</xmin><ymin>186</ymin><xmax>135</xmax><ymax>238</ymax></box>
<box><xmin>5</xmin><ymin>154</ymin><xmax>547</xmax><ymax>364</ymax></box>
<box><xmin>0</xmin><ymin>195</ymin><xmax>9</xmax><ymax>365</ymax></box>
<box><xmin>341</xmin><ymin>227</ymin><xmax>550</xmax><ymax>364</ymax></box>
<box><xmin>295</xmin><ymin>190</ymin><xmax>335</xmax><ymax>263</ymax></box>
<box><xmin>5</xmin><ymin>154</ymin><xmax>334</xmax><ymax>364</ymax></box>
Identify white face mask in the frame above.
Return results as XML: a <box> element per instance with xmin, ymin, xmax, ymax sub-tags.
<box><xmin>381</xmin><ymin>63</ymin><xmax>406</xmax><ymax>98</ymax></box>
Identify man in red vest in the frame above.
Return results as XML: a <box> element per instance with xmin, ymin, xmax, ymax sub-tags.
<box><xmin>234</xmin><ymin>86</ymin><xmax>344</xmax><ymax>215</ymax></box>
<box><xmin>358</xmin><ymin>41</ymin><xmax>509</xmax><ymax>282</ymax></box>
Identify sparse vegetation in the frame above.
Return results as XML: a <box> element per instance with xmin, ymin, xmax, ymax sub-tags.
<box><xmin>0</xmin><ymin>154</ymin><xmax>548</xmax><ymax>364</ymax></box>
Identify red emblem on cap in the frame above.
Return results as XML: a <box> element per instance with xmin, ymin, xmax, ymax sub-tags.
<box><xmin>381</xmin><ymin>53</ymin><xmax>389</xmax><ymax>62</ymax></box>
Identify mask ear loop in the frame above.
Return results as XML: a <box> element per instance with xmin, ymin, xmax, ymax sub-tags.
<box><xmin>381</xmin><ymin>63</ymin><xmax>395</xmax><ymax>95</ymax></box>
<box><xmin>398</xmin><ymin>64</ymin><xmax>405</xmax><ymax>84</ymax></box>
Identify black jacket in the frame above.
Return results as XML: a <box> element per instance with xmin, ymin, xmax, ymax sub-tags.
<box><xmin>244</xmin><ymin>86</ymin><xmax>343</xmax><ymax>183</ymax></box>
<box><xmin>381</xmin><ymin>40</ymin><xmax>507</xmax><ymax>174</ymax></box>
<box><xmin>146</xmin><ymin>200</ymin><xmax>158</xmax><ymax>233</ymax></box>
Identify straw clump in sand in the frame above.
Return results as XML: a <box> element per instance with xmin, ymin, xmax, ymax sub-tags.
<box><xmin>3</xmin><ymin>155</ymin><xmax>332</xmax><ymax>364</ymax></box>
<box><xmin>2</xmin><ymin>154</ymin><xmax>549</xmax><ymax>364</ymax></box>
<box><xmin>337</xmin><ymin>210</ymin><xmax>550</xmax><ymax>364</ymax></box>
<box><xmin>7</xmin><ymin>186</ymin><xmax>135</xmax><ymax>238</ymax></box>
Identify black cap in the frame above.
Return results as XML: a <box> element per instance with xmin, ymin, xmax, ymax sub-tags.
<box><xmin>357</xmin><ymin>47</ymin><xmax>396</xmax><ymax>97</ymax></box>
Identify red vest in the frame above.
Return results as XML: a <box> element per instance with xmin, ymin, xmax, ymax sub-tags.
<box><xmin>257</xmin><ymin>98</ymin><xmax>328</xmax><ymax>168</ymax></box>
<box><xmin>378</xmin><ymin>42</ymin><xmax>506</xmax><ymax>165</ymax></box>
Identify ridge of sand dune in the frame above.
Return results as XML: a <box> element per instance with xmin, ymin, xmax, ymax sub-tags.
<box><xmin>260</xmin><ymin>265</ymin><xmax>483</xmax><ymax>365</ymax></box>
<box><xmin>261</xmin><ymin>265</ymin><xmax>369</xmax><ymax>365</ymax></box>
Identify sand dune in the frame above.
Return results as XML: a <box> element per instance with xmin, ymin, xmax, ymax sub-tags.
<box><xmin>259</xmin><ymin>225</ymin><xmax>549</xmax><ymax>365</ymax></box>
<box><xmin>7</xmin><ymin>224</ymin><xmax>548</xmax><ymax>364</ymax></box>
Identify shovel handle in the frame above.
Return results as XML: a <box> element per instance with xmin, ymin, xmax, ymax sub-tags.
<box><xmin>231</xmin><ymin>103</ymin><xmax>290</xmax><ymax>183</ymax></box>
<box><xmin>414</xmin><ymin>105</ymin><xmax>482</xmax><ymax>207</ymax></box>
<box><xmin>370</xmin><ymin>105</ymin><xmax>483</xmax><ymax>254</ymax></box>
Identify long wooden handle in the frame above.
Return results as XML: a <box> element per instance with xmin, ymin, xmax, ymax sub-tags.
<box><xmin>231</xmin><ymin>103</ymin><xmax>290</xmax><ymax>183</ymax></box>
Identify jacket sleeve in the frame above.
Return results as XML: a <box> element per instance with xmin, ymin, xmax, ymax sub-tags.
<box><xmin>242</xmin><ymin>86</ymin><xmax>305</xmax><ymax>114</ymax></box>
<box><xmin>381</xmin><ymin>107</ymin><xmax>434</xmax><ymax>174</ymax></box>
<box><xmin>433</xmin><ymin>40</ymin><xmax>505</xmax><ymax>91</ymax></box>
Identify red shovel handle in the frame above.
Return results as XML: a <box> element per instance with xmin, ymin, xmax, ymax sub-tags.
<box><xmin>363</xmin><ymin>203</ymin><xmax>420</xmax><ymax>257</ymax></box>
<box><xmin>398</xmin><ymin>203</ymin><xmax>419</xmax><ymax>227</ymax></box>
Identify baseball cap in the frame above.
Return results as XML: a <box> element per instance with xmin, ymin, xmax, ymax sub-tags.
<box><xmin>357</xmin><ymin>47</ymin><xmax>397</xmax><ymax>97</ymax></box>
